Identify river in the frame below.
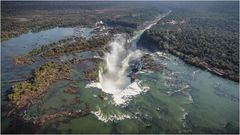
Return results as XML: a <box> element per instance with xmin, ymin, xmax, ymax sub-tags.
<box><xmin>1</xmin><ymin>12</ymin><xmax>239</xmax><ymax>133</ymax></box>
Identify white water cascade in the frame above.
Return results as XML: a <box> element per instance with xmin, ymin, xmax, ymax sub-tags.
<box><xmin>98</xmin><ymin>34</ymin><xmax>144</xmax><ymax>105</ymax></box>
<box><xmin>86</xmin><ymin>12</ymin><xmax>170</xmax><ymax>106</ymax></box>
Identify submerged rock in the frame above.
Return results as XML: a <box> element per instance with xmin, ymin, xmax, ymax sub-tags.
<box><xmin>140</xmin><ymin>54</ymin><xmax>163</xmax><ymax>72</ymax></box>
<box><xmin>64</xmin><ymin>86</ymin><xmax>78</xmax><ymax>94</ymax></box>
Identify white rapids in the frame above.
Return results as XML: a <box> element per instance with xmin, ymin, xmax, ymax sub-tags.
<box><xmin>86</xmin><ymin>12</ymin><xmax>170</xmax><ymax>106</ymax></box>
<box><xmin>86</xmin><ymin>34</ymin><xmax>147</xmax><ymax>106</ymax></box>
<box><xmin>91</xmin><ymin>106</ymin><xmax>131</xmax><ymax>123</ymax></box>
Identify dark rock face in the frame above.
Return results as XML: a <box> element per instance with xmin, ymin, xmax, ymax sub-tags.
<box><xmin>130</xmin><ymin>60</ymin><xmax>142</xmax><ymax>73</ymax></box>
<box><xmin>128</xmin><ymin>60</ymin><xmax>141</xmax><ymax>83</ymax></box>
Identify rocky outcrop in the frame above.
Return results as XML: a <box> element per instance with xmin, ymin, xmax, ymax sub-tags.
<box><xmin>140</xmin><ymin>54</ymin><xmax>164</xmax><ymax>72</ymax></box>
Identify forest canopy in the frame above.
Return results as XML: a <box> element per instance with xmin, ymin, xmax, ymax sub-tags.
<box><xmin>138</xmin><ymin>1</ymin><xmax>239</xmax><ymax>81</ymax></box>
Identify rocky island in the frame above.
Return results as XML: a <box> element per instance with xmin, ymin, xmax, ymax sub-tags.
<box><xmin>1</xmin><ymin>1</ymin><xmax>239</xmax><ymax>134</ymax></box>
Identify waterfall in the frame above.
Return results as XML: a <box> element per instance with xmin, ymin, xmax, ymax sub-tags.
<box><xmin>99</xmin><ymin>34</ymin><xmax>131</xmax><ymax>93</ymax></box>
<box><xmin>87</xmin><ymin>11</ymin><xmax>171</xmax><ymax>106</ymax></box>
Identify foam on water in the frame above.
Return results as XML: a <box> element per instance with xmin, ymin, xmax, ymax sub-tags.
<box><xmin>86</xmin><ymin>12</ymin><xmax>170</xmax><ymax>106</ymax></box>
<box><xmin>91</xmin><ymin>106</ymin><xmax>131</xmax><ymax>123</ymax></box>
<box><xmin>86</xmin><ymin>80</ymin><xmax>149</xmax><ymax>106</ymax></box>
<box><xmin>86</xmin><ymin>33</ymin><xmax>149</xmax><ymax>106</ymax></box>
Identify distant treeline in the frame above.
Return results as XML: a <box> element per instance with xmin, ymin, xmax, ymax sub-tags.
<box><xmin>138</xmin><ymin>1</ymin><xmax>239</xmax><ymax>81</ymax></box>
<box><xmin>1</xmin><ymin>1</ymin><xmax>167</xmax><ymax>41</ymax></box>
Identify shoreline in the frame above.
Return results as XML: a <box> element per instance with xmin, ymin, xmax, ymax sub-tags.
<box><xmin>137</xmin><ymin>36</ymin><xmax>239</xmax><ymax>83</ymax></box>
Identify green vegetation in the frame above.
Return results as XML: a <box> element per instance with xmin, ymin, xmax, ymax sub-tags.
<box><xmin>84</xmin><ymin>69</ymin><xmax>99</xmax><ymax>81</ymax></box>
<box><xmin>1</xmin><ymin>1</ymin><xmax>164</xmax><ymax>41</ymax></box>
<box><xmin>13</xmin><ymin>35</ymin><xmax>111</xmax><ymax>66</ymax></box>
<box><xmin>28</xmin><ymin>38</ymin><xmax>72</xmax><ymax>57</ymax></box>
<box><xmin>2</xmin><ymin>1</ymin><xmax>239</xmax><ymax>134</ymax></box>
<box><xmin>42</xmin><ymin>36</ymin><xmax>111</xmax><ymax>58</ymax></box>
<box><xmin>14</xmin><ymin>56</ymin><xmax>34</xmax><ymax>65</ymax></box>
<box><xmin>8</xmin><ymin>62</ymin><xmax>70</xmax><ymax>109</ymax></box>
<box><xmin>138</xmin><ymin>2</ymin><xmax>239</xmax><ymax>81</ymax></box>
<box><xmin>12</xmin><ymin>40</ymin><xmax>65</xmax><ymax>65</ymax></box>
<box><xmin>82</xmin><ymin>58</ymin><xmax>103</xmax><ymax>81</ymax></box>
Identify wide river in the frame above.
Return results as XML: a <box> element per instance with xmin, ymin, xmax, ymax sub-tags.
<box><xmin>1</xmin><ymin>15</ymin><xmax>239</xmax><ymax>133</ymax></box>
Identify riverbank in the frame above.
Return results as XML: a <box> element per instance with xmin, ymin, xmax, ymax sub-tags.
<box><xmin>138</xmin><ymin>33</ymin><xmax>239</xmax><ymax>82</ymax></box>
<box><xmin>137</xmin><ymin>7</ymin><xmax>239</xmax><ymax>82</ymax></box>
<box><xmin>1</xmin><ymin>1</ymin><xmax>163</xmax><ymax>41</ymax></box>
<box><xmin>1</xmin><ymin>1</ymin><xmax>239</xmax><ymax>134</ymax></box>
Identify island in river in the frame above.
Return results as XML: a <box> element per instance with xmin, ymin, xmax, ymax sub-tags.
<box><xmin>1</xmin><ymin>1</ymin><xmax>239</xmax><ymax>134</ymax></box>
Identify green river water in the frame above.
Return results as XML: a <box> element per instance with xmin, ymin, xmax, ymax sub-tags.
<box><xmin>1</xmin><ymin>20</ymin><xmax>239</xmax><ymax>133</ymax></box>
